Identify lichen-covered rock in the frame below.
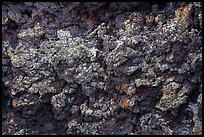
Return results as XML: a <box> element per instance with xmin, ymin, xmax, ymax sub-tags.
<box><xmin>119</xmin><ymin>95</ymin><xmax>139</xmax><ymax>113</ymax></box>
<box><xmin>51</xmin><ymin>93</ymin><xmax>67</xmax><ymax>111</ymax></box>
<box><xmin>138</xmin><ymin>111</ymin><xmax>173</xmax><ymax>135</ymax></box>
<box><xmin>66</xmin><ymin>119</ymin><xmax>105</xmax><ymax>135</ymax></box>
<box><xmin>155</xmin><ymin>92</ymin><xmax>188</xmax><ymax>111</ymax></box>
<box><xmin>2</xmin><ymin>2</ymin><xmax>202</xmax><ymax>135</ymax></box>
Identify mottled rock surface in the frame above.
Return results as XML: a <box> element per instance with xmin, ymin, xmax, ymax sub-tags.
<box><xmin>2</xmin><ymin>2</ymin><xmax>202</xmax><ymax>135</ymax></box>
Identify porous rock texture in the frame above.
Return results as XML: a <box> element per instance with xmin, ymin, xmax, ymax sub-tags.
<box><xmin>2</xmin><ymin>2</ymin><xmax>202</xmax><ymax>135</ymax></box>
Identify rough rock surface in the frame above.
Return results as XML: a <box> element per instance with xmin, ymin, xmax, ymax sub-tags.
<box><xmin>2</xmin><ymin>2</ymin><xmax>202</xmax><ymax>135</ymax></box>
